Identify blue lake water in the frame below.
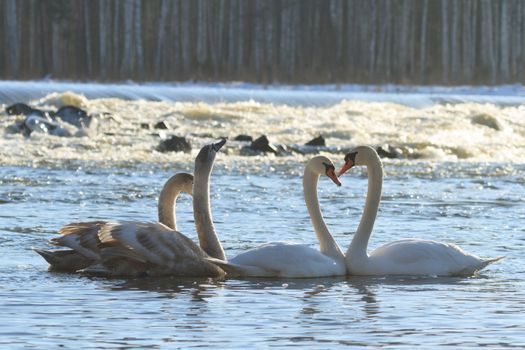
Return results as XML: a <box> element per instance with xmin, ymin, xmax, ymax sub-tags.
<box><xmin>0</xmin><ymin>82</ymin><xmax>524</xmax><ymax>348</ymax></box>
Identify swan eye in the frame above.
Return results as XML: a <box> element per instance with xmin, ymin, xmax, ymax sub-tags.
<box><xmin>344</xmin><ymin>152</ymin><xmax>357</xmax><ymax>164</ymax></box>
<box><xmin>322</xmin><ymin>162</ymin><xmax>335</xmax><ymax>174</ymax></box>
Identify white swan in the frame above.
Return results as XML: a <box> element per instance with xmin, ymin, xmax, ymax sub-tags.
<box><xmin>207</xmin><ymin>156</ymin><xmax>347</xmax><ymax>278</ymax></box>
<box><xmin>35</xmin><ymin>140</ymin><xmax>228</xmax><ymax>277</ymax></box>
<box><xmin>339</xmin><ymin>145</ymin><xmax>503</xmax><ymax>276</ymax></box>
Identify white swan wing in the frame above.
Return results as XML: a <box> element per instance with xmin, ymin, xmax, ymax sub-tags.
<box><xmin>225</xmin><ymin>242</ymin><xmax>346</xmax><ymax>278</ymax></box>
<box><xmin>369</xmin><ymin>239</ymin><xmax>493</xmax><ymax>276</ymax></box>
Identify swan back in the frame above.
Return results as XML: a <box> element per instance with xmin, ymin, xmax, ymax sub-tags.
<box><xmin>362</xmin><ymin>239</ymin><xmax>501</xmax><ymax>276</ymax></box>
<box><xmin>224</xmin><ymin>242</ymin><xmax>346</xmax><ymax>278</ymax></box>
<box><xmin>98</xmin><ymin>221</ymin><xmax>224</xmax><ymax>277</ymax></box>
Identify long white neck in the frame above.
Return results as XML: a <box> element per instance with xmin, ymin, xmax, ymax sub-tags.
<box><xmin>157</xmin><ymin>174</ymin><xmax>192</xmax><ymax>230</ymax></box>
<box><xmin>303</xmin><ymin>166</ymin><xmax>344</xmax><ymax>262</ymax></box>
<box><xmin>193</xmin><ymin>168</ymin><xmax>226</xmax><ymax>260</ymax></box>
<box><xmin>346</xmin><ymin>154</ymin><xmax>383</xmax><ymax>260</ymax></box>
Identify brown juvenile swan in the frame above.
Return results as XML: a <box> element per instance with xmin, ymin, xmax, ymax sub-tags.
<box><xmin>35</xmin><ymin>139</ymin><xmax>227</xmax><ymax>277</ymax></box>
<box><xmin>33</xmin><ymin>172</ymin><xmax>193</xmax><ymax>271</ymax></box>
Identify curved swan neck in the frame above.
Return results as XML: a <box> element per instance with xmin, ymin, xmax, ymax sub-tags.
<box><xmin>346</xmin><ymin>155</ymin><xmax>383</xmax><ymax>259</ymax></box>
<box><xmin>303</xmin><ymin>166</ymin><xmax>344</xmax><ymax>261</ymax></box>
<box><xmin>193</xmin><ymin>167</ymin><xmax>226</xmax><ymax>260</ymax></box>
<box><xmin>157</xmin><ymin>174</ymin><xmax>189</xmax><ymax>230</ymax></box>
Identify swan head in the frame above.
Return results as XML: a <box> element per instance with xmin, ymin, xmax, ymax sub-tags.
<box><xmin>177</xmin><ymin>173</ymin><xmax>194</xmax><ymax>195</ymax></box>
<box><xmin>194</xmin><ymin>139</ymin><xmax>227</xmax><ymax>175</ymax></box>
<box><xmin>338</xmin><ymin>146</ymin><xmax>379</xmax><ymax>176</ymax></box>
<box><xmin>308</xmin><ymin>156</ymin><xmax>341</xmax><ymax>186</ymax></box>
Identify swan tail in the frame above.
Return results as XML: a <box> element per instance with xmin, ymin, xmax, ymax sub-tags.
<box><xmin>33</xmin><ymin>248</ymin><xmax>94</xmax><ymax>271</ymax></box>
<box><xmin>204</xmin><ymin>258</ymin><xmax>247</xmax><ymax>277</ymax></box>
<box><xmin>478</xmin><ymin>256</ymin><xmax>504</xmax><ymax>270</ymax></box>
<box><xmin>455</xmin><ymin>256</ymin><xmax>505</xmax><ymax>276</ymax></box>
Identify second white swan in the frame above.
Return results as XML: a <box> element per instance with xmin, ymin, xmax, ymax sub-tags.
<box><xmin>339</xmin><ymin>145</ymin><xmax>503</xmax><ymax>276</ymax></box>
<box><xmin>207</xmin><ymin>156</ymin><xmax>347</xmax><ymax>278</ymax></box>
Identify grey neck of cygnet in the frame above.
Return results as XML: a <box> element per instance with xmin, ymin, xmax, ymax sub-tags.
<box><xmin>157</xmin><ymin>174</ymin><xmax>188</xmax><ymax>231</ymax></box>
<box><xmin>193</xmin><ymin>165</ymin><xmax>226</xmax><ymax>260</ymax></box>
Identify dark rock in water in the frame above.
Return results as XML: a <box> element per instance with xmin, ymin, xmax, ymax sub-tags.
<box><xmin>56</xmin><ymin>105</ymin><xmax>87</xmax><ymax>118</ymax></box>
<box><xmin>154</xmin><ymin>121</ymin><xmax>170</xmax><ymax>130</ymax></box>
<box><xmin>275</xmin><ymin>144</ymin><xmax>293</xmax><ymax>156</ymax></box>
<box><xmin>305</xmin><ymin>135</ymin><xmax>326</xmax><ymax>147</ymax></box>
<box><xmin>6</xmin><ymin>120</ymin><xmax>31</xmax><ymax>136</ymax></box>
<box><xmin>194</xmin><ymin>132</ymin><xmax>214</xmax><ymax>138</ymax></box>
<box><xmin>6</xmin><ymin>105</ymin><xmax>83</xmax><ymax>137</ymax></box>
<box><xmin>471</xmin><ymin>114</ymin><xmax>503</xmax><ymax>131</ymax></box>
<box><xmin>376</xmin><ymin>145</ymin><xmax>403</xmax><ymax>159</ymax></box>
<box><xmin>286</xmin><ymin>145</ymin><xmax>307</xmax><ymax>155</ymax></box>
<box><xmin>5</xmin><ymin>103</ymin><xmax>52</xmax><ymax>119</ymax></box>
<box><xmin>241</xmin><ymin>135</ymin><xmax>294</xmax><ymax>156</ymax></box>
<box><xmin>250</xmin><ymin>135</ymin><xmax>278</xmax><ymax>154</ymax></box>
<box><xmin>234</xmin><ymin>134</ymin><xmax>253</xmax><ymax>142</ymax></box>
<box><xmin>6</xmin><ymin>103</ymin><xmax>33</xmax><ymax>116</ymax></box>
<box><xmin>158</xmin><ymin>135</ymin><xmax>191</xmax><ymax>153</ymax></box>
<box><xmin>55</xmin><ymin>105</ymin><xmax>91</xmax><ymax>128</ymax></box>
<box><xmin>22</xmin><ymin>115</ymin><xmax>61</xmax><ymax>136</ymax></box>
<box><xmin>140</xmin><ymin>123</ymin><xmax>150</xmax><ymax>129</ymax></box>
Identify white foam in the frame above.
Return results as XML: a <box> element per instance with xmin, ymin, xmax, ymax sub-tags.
<box><xmin>1</xmin><ymin>87</ymin><xmax>525</xmax><ymax>168</ymax></box>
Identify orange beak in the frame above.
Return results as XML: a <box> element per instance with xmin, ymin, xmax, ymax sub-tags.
<box><xmin>338</xmin><ymin>160</ymin><xmax>354</xmax><ymax>177</ymax></box>
<box><xmin>326</xmin><ymin>168</ymin><xmax>342</xmax><ymax>187</ymax></box>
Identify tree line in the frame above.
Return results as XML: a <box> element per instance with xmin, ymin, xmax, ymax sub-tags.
<box><xmin>1</xmin><ymin>0</ymin><xmax>523</xmax><ymax>85</ymax></box>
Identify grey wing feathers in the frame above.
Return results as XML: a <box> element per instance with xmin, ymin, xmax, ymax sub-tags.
<box><xmin>36</xmin><ymin>220</ymin><xmax>224</xmax><ymax>277</ymax></box>
<box><xmin>97</xmin><ymin>221</ymin><xmax>224</xmax><ymax>277</ymax></box>
<box><xmin>98</xmin><ymin>221</ymin><xmax>204</xmax><ymax>264</ymax></box>
<box><xmin>52</xmin><ymin>221</ymin><xmax>106</xmax><ymax>260</ymax></box>
<box><xmin>34</xmin><ymin>221</ymin><xmax>105</xmax><ymax>270</ymax></box>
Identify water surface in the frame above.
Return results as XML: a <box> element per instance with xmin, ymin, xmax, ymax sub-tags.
<box><xmin>0</xmin><ymin>82</ymin><xmax>524</xmax><ymax>348</ymax></box>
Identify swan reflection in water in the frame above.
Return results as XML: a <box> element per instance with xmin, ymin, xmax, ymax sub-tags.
<box><xmin>86</xmin><ymin>272</ymin><xmax>474</xmax><ymax>337</ymax></box>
